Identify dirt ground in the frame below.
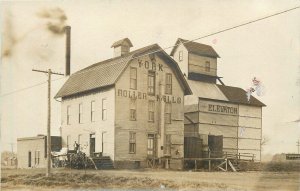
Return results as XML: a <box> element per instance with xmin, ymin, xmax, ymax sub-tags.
<box><xmin>1</xmin><ymin>168</ymin><xmax>299</xmax><ymax>191</ymax></box>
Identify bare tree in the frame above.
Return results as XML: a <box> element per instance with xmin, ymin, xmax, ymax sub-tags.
<box><xmin>261</xmin><ymin>135</ymin><xmax>270</xmax><ymax>147</ymax></box>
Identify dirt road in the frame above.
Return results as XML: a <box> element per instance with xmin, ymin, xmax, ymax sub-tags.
<box><xmin>1</xmin><ymin>168</ymin><xmax>299</xmax><ymax>190</ymax></box>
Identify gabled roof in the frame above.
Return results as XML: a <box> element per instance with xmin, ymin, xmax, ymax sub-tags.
<box><xmin>111</xmin><ymin>38</ymin><xmax>133</xmax><ymax>48</ymax></box>
<box><xmin>170</xmin><ymin>38</ymin><xmax>220</xmax><ymax>58</ymax></box>
<box><xmin>55</xmin><ymin>44</ymin><xmax>192</xmax><ymax>98</ymax></box>
<box><xmin>217</xmin><ymin>85</ymin><xmax>266</xmax><ymax>107</ymax></box>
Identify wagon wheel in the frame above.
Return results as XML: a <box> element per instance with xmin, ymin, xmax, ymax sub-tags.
<box><xmin>52</xmin><ymin>157</ymin><xmax>60</xmax><ymax>168</ymax></box>
<box><xmin>61</xmin><ymin>159</ymin><xmax>68</xmax><ymax>167</ymax></box>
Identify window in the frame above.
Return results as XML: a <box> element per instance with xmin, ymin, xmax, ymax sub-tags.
<box><xmin>148</xmin><ymin>100</ymin><xmax>155</xmax><ymax>122</ymax></box>
<box><xmin>130</xmin><ymin>67</ymin><xmax>137</xmax><ymax>90</ymax></box>
<box><xmin>130</xmin><ymin>99</ymin><xmax>137</xmax><ymax>121</ymax></box>
<box><xmin>164</xmin><ymin>134</ymin><xmax>171</xmax><ymax>155</ymax></box>
<box><xmin>165</xmin><ymin>103</ymin><xmax>171</xmax><ymax>124</ymax></box>
<box><xmin>165</xmin><ymin>73</ymin><xmax>172</xmax><ymax>94</ymax></box>
<box><xmin>102</xmin><ymin>99</ymin><xmax>107</xmax><ymax>121</ymax></box>
<box><xmin>79</xmin><ymin>103</ymin><xmax>83</xmax><ymax>123</ymax></box>
<box><xmin>129</xmin><ymin>132</ymin><xmax>136</xmax><ymax>154</ymax></box>
<box><xmin>148</xmin><ymin>71</ymin><xmax>155</xmax><ymax>95</ymax></box>
<box><xmin>205</xmin><ymin>61</ymin><xmax>210</xmax><ymax>72</ymax></box>
<box><xmin>67</xmin><ymin>106</ymin><xmax>71</xmax><ymax>125</ymax></box>
<box><xmin>147</xmin><ymin>134</ymin><xmax>155</xmax><ymax>155</ymax></box>
<box><xmin>34</xmin><ymin>150</ymin><xmax>40</xmax><ymax>165</ymax></box>
<box><xmin>179</xmin><ymin>51</ymin><xmax>183</xmax><ymax>61</ymax></box>
<box><xmin>91</xmin><ymin>101</ymin><xmax>95</xmax><ymax>122</ymax></box>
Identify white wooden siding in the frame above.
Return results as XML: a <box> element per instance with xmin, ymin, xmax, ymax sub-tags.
<box><xmin>188</xmin><ymin>53</ymin><xmax>217</xmax><ymax>76</ymax></box>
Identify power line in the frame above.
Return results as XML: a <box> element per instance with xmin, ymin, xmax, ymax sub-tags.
<box><xmin>73</xmin><ymin>5</ymin><xmax>300</xmax><ymax>76</ymax></box>
<box><xmin>1</xmin><ymin>6</ymin><xmax>299</xmax><ymax>97</ymax></box>
<box><xmin>137</xmin><ymin>5</ymin><xmax>300</xmax><ymax>59</ymax></box>
<box><xmin>0</xmin><ymin>77</ymin><xmax>65</xmax><ymax>97</ymax></box>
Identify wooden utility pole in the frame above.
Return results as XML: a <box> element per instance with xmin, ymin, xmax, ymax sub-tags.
<box><xmin>297</xmin><ymin>140</ymin><xmax>300</xmax><ymax>154</ymax></box>
<box><xmin>32</xmin><ymin>69</ymin><xmax>64</xmax><ymax>177</ymax></box>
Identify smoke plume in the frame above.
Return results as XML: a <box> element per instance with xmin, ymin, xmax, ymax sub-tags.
<box><xmin>37</xmin><ymin>7</ymin><xmax>67</xmax><ymax>35</ymax></box>
<box><xmin>2</xmin><ymin>10</ymin><xmax>17</xmax><ymax>58</ymax></box>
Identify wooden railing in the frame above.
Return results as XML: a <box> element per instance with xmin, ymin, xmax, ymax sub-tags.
<box><xmin>182</xmin><ymin>151</ymin><xmax>256</xmax><ymax>171</ymax></box>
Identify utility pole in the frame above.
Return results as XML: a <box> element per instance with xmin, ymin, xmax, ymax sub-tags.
<box><xmin>297</xmin><ymin>140</ymin><xmax>300</xmax><ymax>154</ymax></box>
<box><xmin>32</xmin><ymin>69</ymin><xmax>64</xmax><ymax>177</ymax></box>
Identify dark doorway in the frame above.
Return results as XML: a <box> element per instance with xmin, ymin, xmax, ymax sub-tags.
<box><xmin>184</xmin><ymin>137</ymin><xmax>203</xmax><ymax>158</ymax></box>
<box><xmin>208</xmin><ymin>135</ymin><xmax>223</xmax><ymax>158</ymax></box>
<box><xmin>90</xmin><ymin>134</ymin><xmax>95</xmax><ymax>156</ymax></box>
<box><xmin>28</xmin><ymin>151</ymin><xmax>31</xmax><ymax>167</ymax></box>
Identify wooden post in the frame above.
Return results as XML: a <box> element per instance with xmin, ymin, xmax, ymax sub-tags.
<box><xmin>47</xmin><ymin>69</ymin><xmax>51</xmax><ymax>177</ymax></box>
<box><xmin>208</xmin><ymin>150</ymin><xmax>211</xmax><ymax>172</ymax></box>
<box><xmin>225</xmin><ymin>152</ymin><xmax>228</xmax><ymax>171</ymax></box>
<box><xmin>194</xmin><ymin>160</ymin><xmax>197</xmax><ymax>171</ymax></box>
<box><xmin>32</xmin><ymin>69</ymin><xmax>64</xmax><ymax>177</ymax></box>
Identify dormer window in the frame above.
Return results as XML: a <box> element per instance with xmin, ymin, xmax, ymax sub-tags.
<box><xmin>205</xmin><ymin>61</ymin><xmax>210</xmax><ymax>72</ymax></box>
<box><xmin>179</xmin><ymin>51</ymin><xmax>183</xmax><ymax>61</ymax></box>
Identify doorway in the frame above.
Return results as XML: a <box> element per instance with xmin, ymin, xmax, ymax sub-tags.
<box><xmin>90</xmin><ymin>134</ymin><xmax>95</xmax><ymax>156</ymax></box>
<box><xmin>147</xmin><ymin>134</ymin><xmax>156</xmax><ymax>157</ymax></box>
<box><xmin>28</xmin><ymin>151</ymin><xmax>31</xmax><ymax>167</ymax></box>
<box><xmin>208</xmin><ymin>135</ymin><xmax>223</xmax><ymax>158</ymax></box>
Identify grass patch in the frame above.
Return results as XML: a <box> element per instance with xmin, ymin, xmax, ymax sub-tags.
<box><xmin>263</xmin><ymin>161</ymin><xmax>300</xmax><ymax>172</ymax></box>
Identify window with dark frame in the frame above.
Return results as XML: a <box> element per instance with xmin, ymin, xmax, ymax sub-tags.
<box><xmin>67</xmin><ymin>106</ymin><xmax>71</xmax><ymax>125</ymax></box>
<box><xmin>179</xmin><ymin>51</ymin><xmax>183</xmax><ymax>61</ymax></box>
<box><xmin>148</xmin><ymin>71</ymin><xmax>155</xmax><ymax>95</ymax></box>
<box><xmin>79</xmin><ymin>103</ymin><xmax>83</xmax><ymax>124</ymax></box>
<box><xmin>205</xmin><ymin>61</ymin><xmax>210</xmax><ymax>72</ymax></box>
<box><xmin>148</xmin><ymin>100</ymin><xmax>155</xmax><ymax>122</ymax></box>
<box><xmin>165</xmin><ymin>103</ymin><xmax>171</xmax><ymax>124</ymax></box>
<box><xmin>91</xmin><ymin>101</ymin><xmax>95</xmax><ymax>122</ymax></box>
<box><xmin>130</xmin><ymin>99</ymin><xmax>137</xmax><ymax>121</ymax></box>
<box><xmin>165</xmin><ymin>73</ymin><xmax>172</xmax><ymax>94</ymax></box>
<box><xmin>147</xmin><ymin>134</ymin><xmax>155</xmax><ymax>156</ymax></box>
<box><xmin>130</xmin><ymin>67</ymin><xmax>137</xmax><ymax>90</ymax></box>
<box><xmin>129</xmin><ymin>132</ymin><xmax>136</xmax><ymax>154</ymax></box>
<box><xmin>34</xmin><ymin>150</ymin><xmax>40</xmax><ymax>165</ymax></box>
<box><xmin>102</xmin><ymin>98</ymin><xmax>107</xmax><ymax>121</ymax></box>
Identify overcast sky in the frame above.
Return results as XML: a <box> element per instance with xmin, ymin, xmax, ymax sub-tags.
<box><xmin>1</xmin><ymin>0</ymin><xmax>299</xmax><ymax>157</ymax></box>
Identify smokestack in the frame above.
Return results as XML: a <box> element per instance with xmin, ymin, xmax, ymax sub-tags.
<box><xmin>65</xmin><ymin>26</ymin><xmax>71</xmax><ymax>76</ymax></box>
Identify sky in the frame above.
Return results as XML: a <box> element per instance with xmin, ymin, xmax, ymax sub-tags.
<box><xmin>0</xmin><ymin>0</ymin><xmax>299</xmax><ymax>158</ymax></box>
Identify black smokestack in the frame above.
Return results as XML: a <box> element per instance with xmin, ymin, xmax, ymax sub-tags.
<box><xmin>65</xmin><ymin>26</ymin><xmax>71</xmax><ymax>76</ymax></box>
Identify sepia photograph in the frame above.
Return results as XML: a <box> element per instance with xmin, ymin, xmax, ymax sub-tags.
<box><xmin>1</xmin><ymin>0</ymin><xmax>299</xmax><ymax>190</ymax></box>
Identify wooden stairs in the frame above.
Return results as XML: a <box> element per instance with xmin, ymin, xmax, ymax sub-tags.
<box><xmin>90</xmin><ymin>156</ymin><xmax>114</xmax><ymax>169</ymax></box>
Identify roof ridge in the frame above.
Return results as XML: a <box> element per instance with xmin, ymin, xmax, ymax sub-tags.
<box><xmin>170</xmin><ymin>38</ymin><xmax>220</xmax><ymax>58</ymax></box>
<box><xmin>73</xmin><ymin>44</ymin><xmax>158</xmax><ymax>75</ymax></box>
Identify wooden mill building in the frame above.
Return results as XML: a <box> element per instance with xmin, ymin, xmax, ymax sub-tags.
<box><xmin>55</xmin><ymin>38</ymin><xmax>192</xmax><ymax>169</ymax></box>
<box><xmin>171</xmin><ymin>38</ymin><xmax>266</xmax><ymax>161</ymax></box>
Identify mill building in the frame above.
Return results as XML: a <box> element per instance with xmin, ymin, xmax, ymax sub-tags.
<box><xmin>55</xmin><ymin>38</ymin><xmax>192</xmax><ymax>169</ymax></box>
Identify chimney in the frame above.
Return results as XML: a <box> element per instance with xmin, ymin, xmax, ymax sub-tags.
<box><xmin>65</xmin><ymin>26</ymin><xmax>71</xmax><ymax>76</ymax></box>
<box><xmin>111</xmin><ymin>38</ymin><xmax>133</xmax><ymax>57</ymax></box>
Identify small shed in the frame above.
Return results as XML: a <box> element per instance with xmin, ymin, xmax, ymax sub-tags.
<box><xmin>17</xmin><ymin>135</ymin><xmax>61</xmax><ymax>168</ymax></box>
